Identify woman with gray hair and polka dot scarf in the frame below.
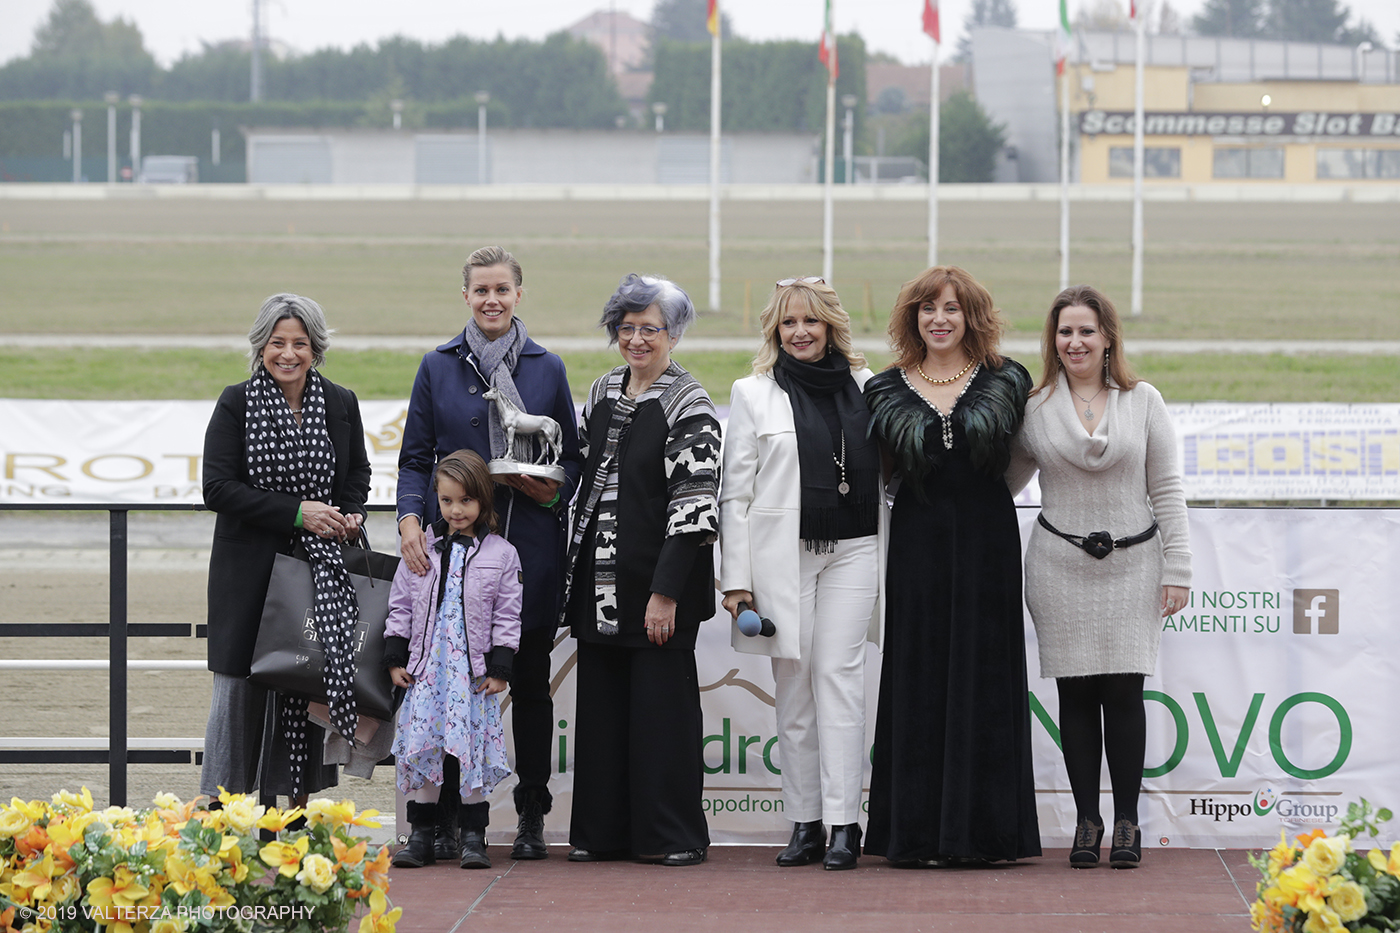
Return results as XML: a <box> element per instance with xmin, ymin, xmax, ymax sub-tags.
<box><xmin>200</xmin><ymin>293</ymin><xmax>371</xmax><ymax>808</ymax></box>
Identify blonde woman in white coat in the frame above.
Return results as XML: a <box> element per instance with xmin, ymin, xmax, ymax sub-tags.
<box><xmin>719</xmin><ymin>278</ymin><xmax>884</xmax><ymax>871</ymax></box>
<box><xmin>1007</xmin><ymin>285</ymin><xmax>1191</xmax><ymax>872</ymax></box>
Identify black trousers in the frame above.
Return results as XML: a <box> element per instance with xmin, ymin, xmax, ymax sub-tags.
<box><xmin>510</xmin><ymin>625</ymin><xmax>556</xmax><ymax>792</ymax></box>
<box><xmin>570</xmin><ymin>640</ymin><xmax>710</xmax><ymax>856</ymax></box>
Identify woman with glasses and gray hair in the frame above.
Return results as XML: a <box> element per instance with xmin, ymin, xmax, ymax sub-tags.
<box><xmin>201</xmin><ymin>293</ymin><xmax>371</xmax><ymax>807</ymax></box>
<box><xmin>718</xmin><ymin>277</ymin><xmax>883</xmax><ymax>871</ymax></box>
<box><xmin>561</xmin><ymin>273</ymin><xmax>721</xmax><ymax>867</ymax></box>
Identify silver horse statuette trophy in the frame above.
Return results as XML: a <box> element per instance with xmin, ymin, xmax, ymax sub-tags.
<box><xmin>483</xmin><ymin>387</ymin><xmax>566</xmax><ymax>484</ymax></box>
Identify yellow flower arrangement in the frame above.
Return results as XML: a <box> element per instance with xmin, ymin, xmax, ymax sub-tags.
<box><xmin>0</xmin><ymin>788</ymin><xmax>398</xmax><ymax>933</ymax></box>
<box><xmin>1250</xmin><ymin>799</ymin><xmax>1400</xmax><ymax>933</ymax></box>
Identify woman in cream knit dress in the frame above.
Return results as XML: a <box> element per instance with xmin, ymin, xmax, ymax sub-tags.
<box><xmin>1007</xmin><ymin>285</ymin><xmax>1191</xmax><ymax>871</ymax></box>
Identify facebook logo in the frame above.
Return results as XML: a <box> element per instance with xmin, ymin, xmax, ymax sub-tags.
<box><xmin>1292</xmin><ymin>589</ymin><xmax>1340</xmax><ymax>634</ymax></box>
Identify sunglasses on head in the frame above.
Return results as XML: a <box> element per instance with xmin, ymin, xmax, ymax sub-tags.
<box><xmin>776</xmin><ymin>276</ymin><xmax>824</xmax><ymax>288</ymax></box>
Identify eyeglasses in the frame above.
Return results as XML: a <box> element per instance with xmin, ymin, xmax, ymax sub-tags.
<box><xmin>776</xmin><ymin>276</ymin><xmax>824</xmax><ymax>288</ymax></box>
<box><xmin>616</xmin><ymin>324</ymin><xmax>668</xmax><ymax>340</ymax></box>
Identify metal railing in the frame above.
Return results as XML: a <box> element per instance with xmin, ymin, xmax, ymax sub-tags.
<box><xmin>0</xmin><ymin>501</ymin><xmax>395</xmax><ymax>806</ymax></box>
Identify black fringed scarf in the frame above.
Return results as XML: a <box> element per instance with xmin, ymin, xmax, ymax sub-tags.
<box><xmin>772</xmin><ymin>351</ymin><xmax>880</xmax><ymax>552</ymax></box>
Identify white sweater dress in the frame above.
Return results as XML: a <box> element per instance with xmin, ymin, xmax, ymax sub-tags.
<box><xmin>1007</xmin><ymin>373</ymin><xmax>1192</xmax><ymax>678</ymax></box>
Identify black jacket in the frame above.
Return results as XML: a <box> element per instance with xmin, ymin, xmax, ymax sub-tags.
<box><xmin>203</xmin><ymin>378</ymin><xmax>372</xmax><ymax>676</ymax></box>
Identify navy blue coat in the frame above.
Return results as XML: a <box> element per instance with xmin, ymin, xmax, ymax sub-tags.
<box><xmin>397</xmin><ymin>330</ymin><xmax>583</xmax><ymax>632</ymax></box>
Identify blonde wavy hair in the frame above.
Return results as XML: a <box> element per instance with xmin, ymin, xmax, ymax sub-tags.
<box><xmin>751</xmin><ymin>279</ymin><xmax>865</xmax><ymax>375</ymax></box>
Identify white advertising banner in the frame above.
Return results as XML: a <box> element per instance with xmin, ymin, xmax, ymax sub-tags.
<box><xmin>3</xmin><ymin>400</ymin><xmax>1396</xmax><ymax>504</ymax></box>
<box><xmin>0</xmin><ymin>400</ymin><xmax>408</xmax><ymax>506</ymax></box>
<box><xmin>515</xmin><ymin>508</ymin><xmax>1400</xmax><ymax>850</ymax></box>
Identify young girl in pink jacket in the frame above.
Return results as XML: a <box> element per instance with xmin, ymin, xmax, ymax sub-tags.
<box><xmin>384</xmin><ymin>449</ymin><xmax>523</xmax><ymax>870</ymax></box>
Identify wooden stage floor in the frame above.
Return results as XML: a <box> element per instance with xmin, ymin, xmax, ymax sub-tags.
<box><xmin>384</xmin><ymin>844</ymin><xmax>1258</xmax><ymax>932</ymax></box>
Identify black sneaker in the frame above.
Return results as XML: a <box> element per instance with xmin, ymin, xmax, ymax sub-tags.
<box><xmin>1109</xmin><ymin>819</ymin><xmax>1141</xmax><ymax>869</ymax></box>
<box><xmin>1069</xmin><ymin>817</ymin><xmax>1104</xmax><ymax>868</ymax></box>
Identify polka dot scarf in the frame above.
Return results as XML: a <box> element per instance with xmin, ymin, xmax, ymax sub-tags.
<box><xmin>245</xmin><ymin>364</ymin><xmax>359</xmax><ymax>794</ymax></box>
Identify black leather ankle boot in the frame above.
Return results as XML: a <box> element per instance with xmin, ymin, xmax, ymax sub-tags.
<box><xmin>775</xmin><ymin>819</ymin><xmax>825</xmax><ymax>866</ymax></box>
<box><xmin>823</xmin><ymin>823</ymin><xmax>862</xmax><ymax>871</ymax></box>
<box><xmin>391</xmin><ymin>801</ymin><xmax>438</xmax><ymax>868</ymax></box>
<box><xmin>511</xmin><ymin>785</ymin><xmax>551</xmax><ymax>860</ymax></box>
<box><xmin>458</xmin><ymin>802</ymin><xmax>492</xmax><ymax>869</ymax></box>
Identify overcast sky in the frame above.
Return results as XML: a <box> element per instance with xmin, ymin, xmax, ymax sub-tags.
<box><xmin>3</xmin><ymin>0</ymin><xmax>1396</xmax><ymax>69</ymax></box>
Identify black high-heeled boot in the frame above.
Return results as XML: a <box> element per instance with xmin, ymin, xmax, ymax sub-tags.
<box><xmin>458</xmin><ymin>801</ymin><xmax>492</xmax><ymax>869</ymax></box>
<box><xmin>775</xmin><ymin>819</ymin><xmax>826</xmax><ymax>866</ymax></box>
<box><xmin>391</xmin><ymin>802</ymin><xmax>437</xmax><ymax>868</ymax></box>
<box><xmin>823</xmin><ymin>823</ymin><xmax>862</xmax><ymax>871</ymax></box>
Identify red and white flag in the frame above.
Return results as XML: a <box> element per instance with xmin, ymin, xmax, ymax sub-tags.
<box><xmin>819</xmin><ymin>0</ymin><xmax>839</xmax><ymax>81</ymax></box>
<box><xmin>923</xmin><ymin>0</ymin><xmax>941</xmax><ymax>43</ymax></box>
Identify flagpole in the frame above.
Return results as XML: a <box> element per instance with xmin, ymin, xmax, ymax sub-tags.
<box><xmin>823</xmin><ymin>73</ymin><xmax>836</xmax><ymax>284</ymax></box>
<box><xmin>708</xmin><ymin>3</ymin><xmax>722</xmax><ymax>313</ymax></box>
<box><xmin>1057</xmin><ymin>0</ymin><xmax>1072</xmax><ymax>291</ymax></box>
<box><xmin>1059</xmin><ymin>58</ymin><xmax>1070</xmax><ymax>291</ymax></box>
<box><xmin>927</xmin><ymin>42</ymin><xmax>939</xmax><ymax>267</ymax></box>
<box><xmin>1130</xmin><ymin>4</ymin><xmax>1145</xmax><ymax>316</ymax></box>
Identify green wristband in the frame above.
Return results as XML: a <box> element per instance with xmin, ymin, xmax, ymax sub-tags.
<box><xmin>540</xmin><ymin>490</ymin><xmax>561</xmax><ymax>509</ymax></box>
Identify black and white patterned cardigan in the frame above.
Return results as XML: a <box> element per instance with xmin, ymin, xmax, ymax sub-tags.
<box><xmin>563</xmin><ymin>362</ymin><xmax>721</xmax><ymax>648</ymax></box>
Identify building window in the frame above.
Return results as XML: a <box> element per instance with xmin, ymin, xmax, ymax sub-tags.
<box><xmin>1109</xmin><ymin>147</ymin><xmax>1181</xmax><ymax>178</ymax></box>
<box><xmin>1316</xmin><ymin>149</ymin><xmax>1400</xmax><ymax>180</ymax></box>
<box><xmin>1213</xmin><ymin>147</ymin><xmax>1285</xmax><ymax>179</ymax></box>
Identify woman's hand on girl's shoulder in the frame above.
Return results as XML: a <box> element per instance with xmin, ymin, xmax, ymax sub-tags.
<box><xmin>478</xmin><ymin>676</ymin><xmax>507</xmax><ymax>696</ymax></box>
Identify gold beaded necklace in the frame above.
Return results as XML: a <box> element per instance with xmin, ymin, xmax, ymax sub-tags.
<box><xmin>915</xmin><ymin>357</ymin><xmax>974</xmax><ymax>385</ymax></box>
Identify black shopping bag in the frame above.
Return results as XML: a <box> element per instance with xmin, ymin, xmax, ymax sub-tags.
<box><xmin>249</xmin><ymin>531</ymin><xmax>402</xmax><ymax>721</ymax></box>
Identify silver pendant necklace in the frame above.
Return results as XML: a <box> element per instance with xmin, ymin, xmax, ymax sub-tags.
<box><xmin>833</xmin><ymin>430</ymin><xmax>849</xmax><ymax>496</ymax></box>
<box><xmin>1072</xmin><ymin>384</ymin><xmax>1106</xmax><ymax>421</ymax></box>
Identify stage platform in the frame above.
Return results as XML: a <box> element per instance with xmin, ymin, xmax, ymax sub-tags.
<box><xmin>384</xmin><ymin>845</ymin><xmax>1257</xmax><ymax>932</ymax></box>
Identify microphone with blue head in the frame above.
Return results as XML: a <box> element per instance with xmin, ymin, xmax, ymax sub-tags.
<box><xmin>736</xmin><ymin>601</ymin><xmax>775</xmax><ymax>638</ymax></box>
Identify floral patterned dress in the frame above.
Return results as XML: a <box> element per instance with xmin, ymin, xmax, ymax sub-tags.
<box><xmin>393</xmin><ymin>539</ymin><xmax>512</xmax><ymax>797</ymax></box>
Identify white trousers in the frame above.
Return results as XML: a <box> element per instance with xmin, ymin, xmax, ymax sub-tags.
<box><xmin>771</xmin><ymin>534</ymin><xmax>879</xmax><ymax>826</ymax></box>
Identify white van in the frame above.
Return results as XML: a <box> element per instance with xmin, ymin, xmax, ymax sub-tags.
<box><xmin>138</xmin><ymin>156</ymin><xmax>199</xmax><ymax>184</ymax></box>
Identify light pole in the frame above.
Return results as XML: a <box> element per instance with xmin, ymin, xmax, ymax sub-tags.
<box><xmin>841</xmin><ymin>93</ymin><xmax>857</xmax><ymax>184</ymax></box>
<box><xmin>474</xmin><ymin>91</ymin><xmax>490</xmax><ymax>184</ymax></box>
<box><xmin>652</xmin><ymin>102</ymin><xmax>667</xmax><ymax>133</ymax></box>
<box><xmin>105</xmin><ymin>92</ymin><xmax>118</xmax><ymax>183</ymax></box>
<box><xmin>70</xmin><ymin>108</ymin><xmax>83</xmax><ymax>183</ymax></box>
<box><xmin>391</xmin><ymin>99</ymin><xmax>403</xmax><ymax>131</ymax></box>
<box><xmin>128</xmin><ymin>95</ymin><xmax>143</xmax><ymax>180</ymax></box>
<box><xmin>1355</xmin><ymin>41</ymin><xmax>1373</xmax><ymax>82</ymax></box>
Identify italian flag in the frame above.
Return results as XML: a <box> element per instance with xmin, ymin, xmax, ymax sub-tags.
<box><xmin>707</xmin><ymin>0</ymin><xmax>719</xmax><ymax>36</ymax></box>
<box><xmin>819</xmin><ymin>0</ymin><xmax>838</xmax><ymax>81</ymax></box>
<box><xmin>1056</xmin><ymin>0</ymin><xmax>1072</xmax><ymax>74</ymax></box>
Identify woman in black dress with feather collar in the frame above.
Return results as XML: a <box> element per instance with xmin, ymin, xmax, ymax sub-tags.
<box><xmin>863</xmin><ymin>266</ymin><xmax>1041</xmax><ymax>865</ymax></box>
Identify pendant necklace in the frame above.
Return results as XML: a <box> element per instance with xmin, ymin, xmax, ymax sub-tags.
<box><xmin>833</xmin><ymin>430</ymin><xmax>850</xmax><ymax>496</ymax></box>
<box><xmin>1072</xmin><ymin>384</ymin><xmax>1106</xmax><ymax>421</ymax></box>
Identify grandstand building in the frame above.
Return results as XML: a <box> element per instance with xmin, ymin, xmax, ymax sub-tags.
<box><xmin>972</xmin><ymin>26</ymin><xmax>1400</xmax><ymax>184</ymax></box>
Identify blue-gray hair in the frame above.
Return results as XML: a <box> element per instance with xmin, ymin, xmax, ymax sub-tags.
<box><xmin>599</xmin><ymin>273</ymin><xmax>696</xmax><ymax>344</ymax></box>
<box><xmin>246</xmin><ymin>293</ymin><xmax>333</xmax><ymax>372</ymax></box>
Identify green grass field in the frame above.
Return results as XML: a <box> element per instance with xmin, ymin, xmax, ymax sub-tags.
<box><xmin>1</xmin><ymin>195</ymin><xmax>1397</xmax><ymax>403</ymax></box>
<box><xmin>2</xmin><ymin>347</ymin><xmax>1395</xmax><ymax>405</ymax></box>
